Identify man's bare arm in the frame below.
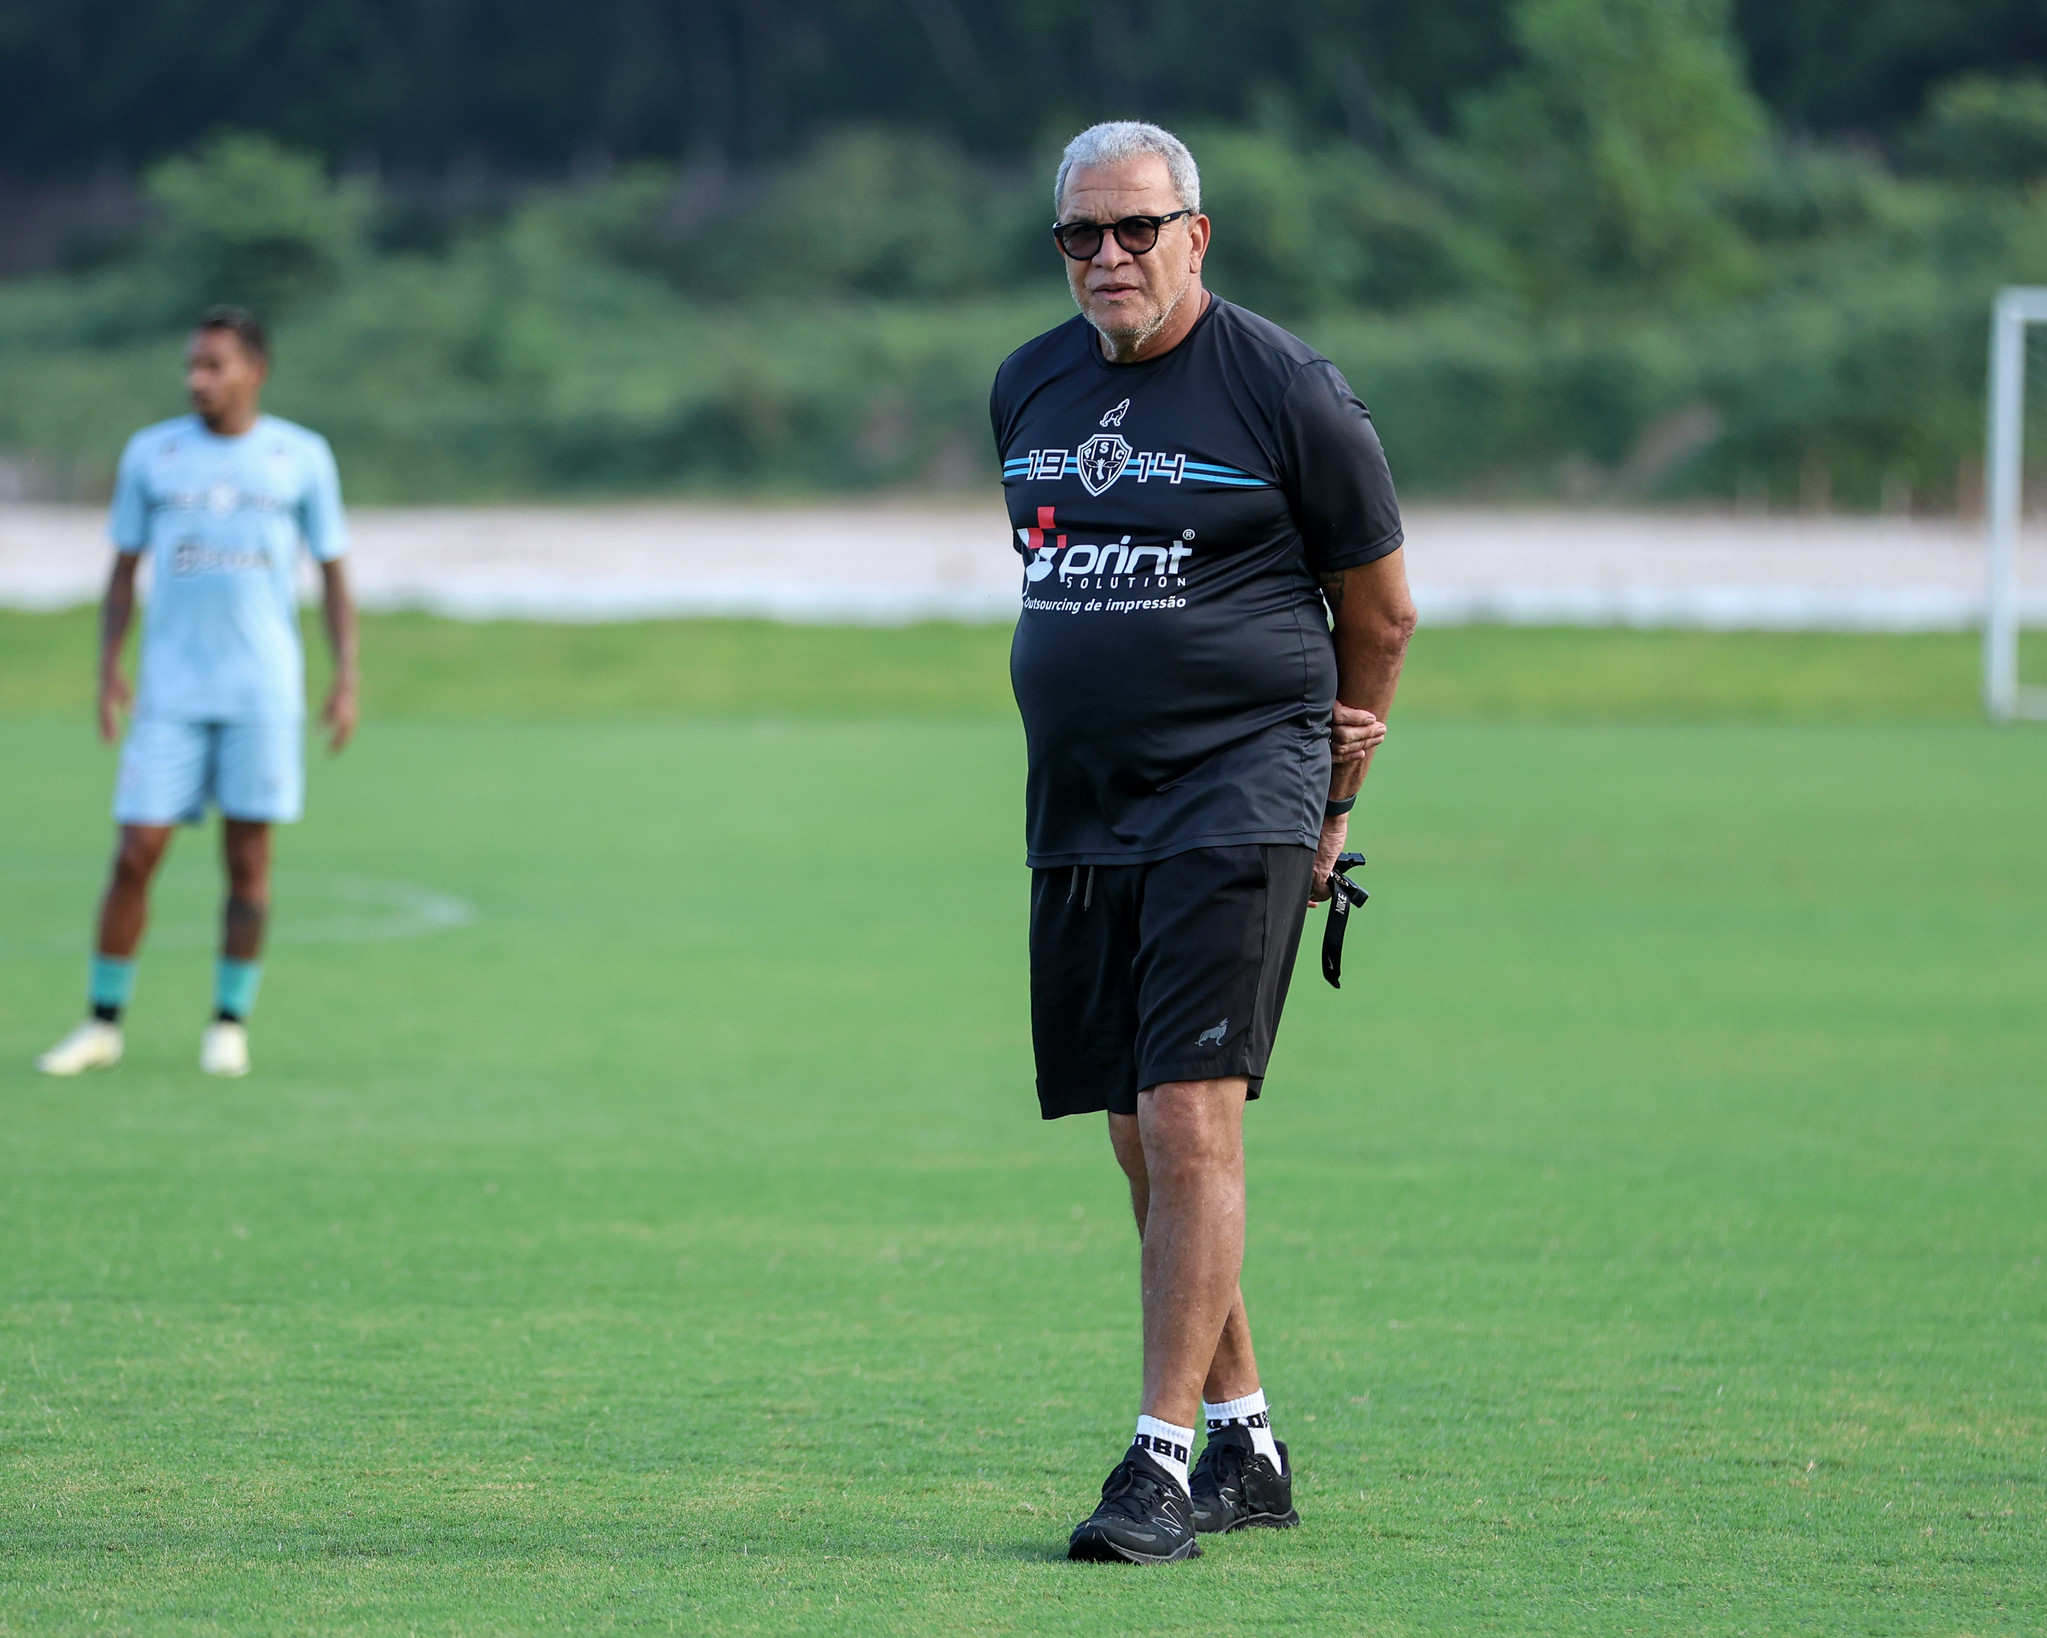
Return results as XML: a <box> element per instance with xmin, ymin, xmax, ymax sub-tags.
<box><xmin>1311</xmin><ymin>547</ymin><xmax>1418</xmax><ymax>898</ymax></box>
<box><xmin>318</xmin><ymin>557</ymin><xmax>360</xmax><ymax>752</ymax></box>
<box><xmin>1324</xmin><ymin>548</ymin><xmax>1417</xmax><ymax>800</ymax></box>
<box><xmin>97</xmin><ymin>553</ymin><xmax>141</xmax><ymax>744</ymax></box>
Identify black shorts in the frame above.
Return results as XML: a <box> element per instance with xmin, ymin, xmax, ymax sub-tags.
<box><xmin>1028</xmin><ymin>844</ymin><xmax>1317</xmax><ymax>1120</ymax></box>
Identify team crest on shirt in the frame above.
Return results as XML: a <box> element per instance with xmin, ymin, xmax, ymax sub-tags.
<box><xmin>1076</xmin><ymin>433</ymin><xmax>1132</xmax><ymax>496</ymax></box>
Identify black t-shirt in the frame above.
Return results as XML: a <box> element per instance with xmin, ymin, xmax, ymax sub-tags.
<box><xmin>990</xmin><ymin>296</ymin><xmax>1404</xmax><ymax>868</ymax></box>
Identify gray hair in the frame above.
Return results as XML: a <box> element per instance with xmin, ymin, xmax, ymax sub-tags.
<box><xmin>1054</xmin><ymin>121</ymin><xmax>1201</xmax><ymax>218</ymax></box>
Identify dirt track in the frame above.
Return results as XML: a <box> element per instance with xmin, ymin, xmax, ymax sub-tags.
<box><xmin>2</xmin><ymin>499</ymin><xmax>2039</xmax><ymax>628</ymax></box>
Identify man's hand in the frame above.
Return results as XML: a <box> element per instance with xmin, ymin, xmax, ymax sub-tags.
<box><xmin>1319</xmin><ymin>708</ymin><xmax>1385</xmax><ymax>897</ymax></box>
<box><xmin>1309</xmin><ymin>811</ymin><xmax>1348</xmax><ymax>903</ymax></box>
<box><xmin>1331</xmin><ymin>702</ymin><xmax>1386</xmax><ymax>765</ymax></box>
<box><xmin>96</xmin><ymin>667</ymin><xmax>132</xmax><ymax>745</ymax></box>
<box><xmin>321</xmin><ymin>677</ymin><xmax>358</xmax><ymax>752</ymax></box>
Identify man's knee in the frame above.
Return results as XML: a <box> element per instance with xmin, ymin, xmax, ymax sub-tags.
<box><xmin>111</xmin><ymin>827</ymin><xmax>170</xmax><ymax>888</ymax></box>
<box><xmin>1138</xmin><ymin>1079</ymin><xmax>1246</xmax><ymax>1186</ymax></box>
<box><xmin>1108</xmin><ymin>1111</ymin><xmax>1147</xmax><ymax>1180</ymax></box>
<box><xmin>222</xmin><ymin>824</ymin><xmax>271</xmax><ymax>896</ymax></box>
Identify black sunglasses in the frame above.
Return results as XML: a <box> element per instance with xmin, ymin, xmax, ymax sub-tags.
<box><xmin>1052</xmin><ymin>209</ymin><xmax>1195</xmax><ymax>260</ymax></box>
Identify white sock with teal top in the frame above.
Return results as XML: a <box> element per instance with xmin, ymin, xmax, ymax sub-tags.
<box><xmin>214</xmin><ymin>958</ymin><xmax>263</xmax><ymax>1023</ymax></box>
<box><xmin>1203</xmin><ymin>1388</ymin><xmax>1282</xmax><ymax>1468</ymax></box>
<box><xmin>89</xmin><ymin>954</ymin><xmax>136</xmax><ymax>1023</ymax></box>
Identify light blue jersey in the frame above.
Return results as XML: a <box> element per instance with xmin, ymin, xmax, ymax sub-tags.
<box><xmin>109</xmin><ymin>413</ymin><xmax>348</xmax><ymax>723</ymax></box>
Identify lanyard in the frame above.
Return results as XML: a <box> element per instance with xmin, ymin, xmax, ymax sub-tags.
<box><xmin>1321</xmin><ymin>852</ymin><xmax>1369</xmax><ymax>988</ymax></box>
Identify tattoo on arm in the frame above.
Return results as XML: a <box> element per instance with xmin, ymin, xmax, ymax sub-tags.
<box><xmin>1319</xmin><ymin>571</ymin><xmax>1347</xmax><ymax>616</ymax></box>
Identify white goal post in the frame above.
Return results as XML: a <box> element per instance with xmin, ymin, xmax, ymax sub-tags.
<box><xmin>1986</xmin><ymin>286</ymin><xmax>2047</xmax><ymax>721</ymax></box>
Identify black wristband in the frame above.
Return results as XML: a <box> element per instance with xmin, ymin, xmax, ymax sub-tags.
<box><xmin>1323</xmin><ymin>793</ymin><xmax>1357</xmax><ymax>820</ymax></box>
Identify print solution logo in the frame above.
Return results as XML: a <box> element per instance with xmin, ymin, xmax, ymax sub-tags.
<box><xmin>1017</xmin><ymin>506</ymin><xmax>1195</xmax><ymax>607</ymax></box>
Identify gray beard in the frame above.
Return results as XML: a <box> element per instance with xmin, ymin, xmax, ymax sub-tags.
<box><xmin>1084</xmin><ymin>276</ymin><xmax>1192</xmax><ymax>357</ymax></box>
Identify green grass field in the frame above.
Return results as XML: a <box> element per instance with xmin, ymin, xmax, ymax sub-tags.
<box><xmin>2</xmin><ymin>618</ymin><xmax>2043</xmax><ymax>1634</ymax></box>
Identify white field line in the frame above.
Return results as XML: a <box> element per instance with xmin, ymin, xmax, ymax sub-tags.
<box><xmin>0</xmin><ymin>874</ymin><xmax>475</xmax><ymax>955</ymax></box>
<box><xmin>5</xmin><ymin>501</ymin><xmax>2047</xmax><ymax>630</ymax></box>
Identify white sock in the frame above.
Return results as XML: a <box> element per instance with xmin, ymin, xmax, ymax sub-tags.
<box><xmin>1132</xmin><ymin>1414</ymin><xmax>1194</xmax><ymax>1494</ymax></box>
<box><xmin>1203</xmin><ymin>1389</ymin><xmax>1282</xmax><ymax>1468</ymax></box>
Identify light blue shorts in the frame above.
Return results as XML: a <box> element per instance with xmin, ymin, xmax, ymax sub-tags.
<box><xmin>113</xmin><ymin>718</ymin><xmax>305</xmax><ymax>826</ymax></box>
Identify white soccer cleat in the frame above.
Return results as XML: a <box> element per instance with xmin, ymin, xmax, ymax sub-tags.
<box><xmin>36</xmin><ymin>1019</ymin><xmax>124</xmax><ymax>1076</ymax></box>
<box><xmin>199</xmin><ymin>1021</ymin><xmax>250</xmax><ymax>1077</ymax></box>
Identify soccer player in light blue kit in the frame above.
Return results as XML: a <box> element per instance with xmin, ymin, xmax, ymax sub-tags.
<box><xmin>37</xmin><ymin>308</ymin><xmax>359</xmax><ymax>1079</ymax></box>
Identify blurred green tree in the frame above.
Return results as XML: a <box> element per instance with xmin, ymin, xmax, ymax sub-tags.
<box><xmin>1194</xmin><ymin>130</ymin><xmax>1485</xmax><ymax>316</ymax></box>
<box><xmin>1908</xmin><ymin>75</ymin><xmax>2047</xmax><ymax>183</ymax></box>
<box><xmin>1455</xmin><ymin>0</ymin><xmax>1766</xmax><ymax>307</ymax></box>
<box><xmin>1735</xmin><ymin>0</ymin><xmax>2047</xmax><ymax>137</ymax></box>
<box><xmin>7</xmin><ymin>3</ymin><xmax>2047</xmax><ymax>509</ymax></box>
<box><xmin>146</xmin><ymin>132</ymin><xmax>368</xmax><ymax>320</ymax></box>
<box><xmin>675</xmin><ymin>130</ymin><xmax>1023</xmax><ymax>300</ymax></box>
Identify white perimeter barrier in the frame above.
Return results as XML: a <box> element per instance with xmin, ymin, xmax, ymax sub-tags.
<box><xmin>4</xmin><ymin>502</ymin><xmax>2043</xmax><ymax>630</ymax></box>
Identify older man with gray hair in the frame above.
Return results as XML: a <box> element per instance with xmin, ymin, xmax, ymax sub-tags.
<box><xmin>991</xmin><ymin>121</ymin><xmax>1415</xmax><ymax>1563</ymax></box>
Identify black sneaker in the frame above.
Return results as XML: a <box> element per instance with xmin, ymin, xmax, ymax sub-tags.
<box><xmin>1189</xmin><ymin>1424</ymin><xmax>1299</xmax><ymax>1533</ymax></box>
<box><xmin>1067</xmin><ymin>1445</ymin><xmax>1202</xmax><ymax>1564</ymax></box>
